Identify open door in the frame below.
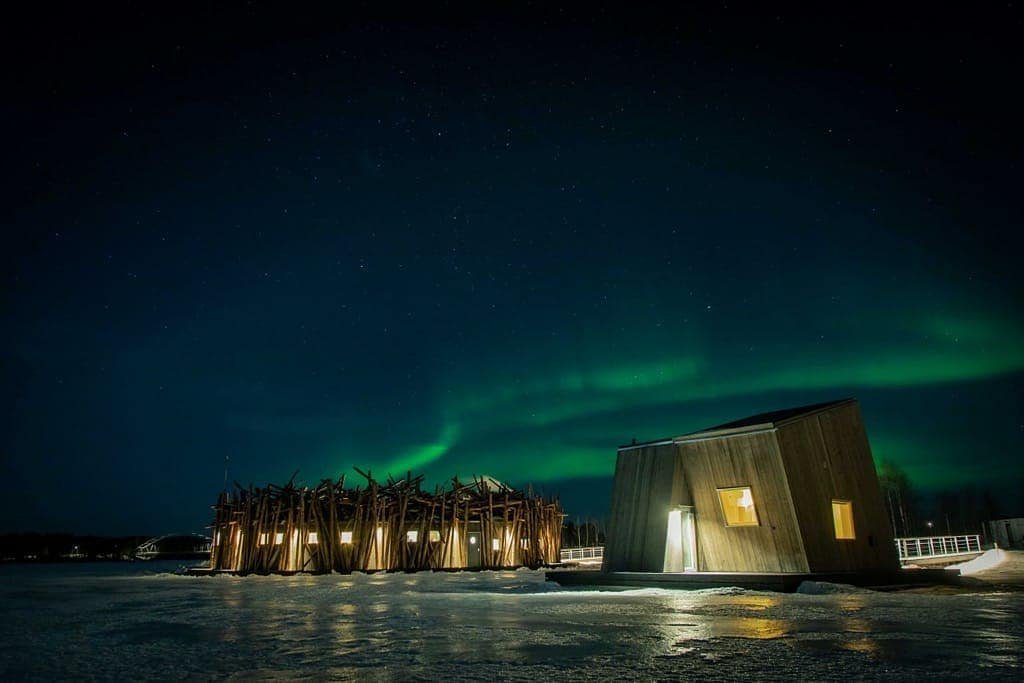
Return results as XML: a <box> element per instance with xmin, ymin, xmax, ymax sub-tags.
<box><xmin>664</xmin><ymin>506</ymin><xmax>697</xmax><ymax>572</ymax></box>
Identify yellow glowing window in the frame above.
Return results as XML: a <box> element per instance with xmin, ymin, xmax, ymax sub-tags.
<box><xmin>406</xmin><ymin>530</ymin><xmax>419</xmax><ymax>543</ymax></box>
<box><xmin>491</xmin><ymin>538</ymin><xmax>500</xmax><ymax>551</ymax></box>
<box><xmin>307</xmin><ymin>532</ymin><xmax>319</xmax><ymax>544</ymax></box>
<box><xmin>832</xmin><ymin>500</ymin><xmax>856</xmax><ymax>539</ymax></box>
<box><xmin>520</xmin><ymin>538</ymin><xmax>529</xmax><ymax>549</ymax></box>
<box><xmin>258</xmin><ymin>533</ymin><xmax>269</xmax><ymax>546</ymax></box>
<box><xmin>340</xmin><ymin>531</ymin><xmax>353</xmax><ymax>544</ymax></box>
<box><xmin>429</xmin><ymin>530</ymin><xmax>441</xmax><ymax>543</ymax></box>
<box><xmin>274</xmin><ymin>532</ymin><xmax>284</xmax><ymax>545</ymax></box>
<box><xmin>717</xmin><ymin>486</ymin><xmax>759</xmax><ymax>526</ymax></box>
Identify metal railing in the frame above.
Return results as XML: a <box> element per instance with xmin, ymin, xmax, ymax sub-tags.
<box><xmin>895</xmin><ymin>534</ymin><xmax>982</xmax><ymax>562</ymax></box>
<box><xmin>560</xmin><ymin>546</ymin><xmax>604</xmax><ymax>563</ymax></box>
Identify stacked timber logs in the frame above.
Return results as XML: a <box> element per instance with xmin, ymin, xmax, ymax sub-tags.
<box><xmin>208</xmin><ymin>470</ymin><xmax>563</xmax><ymax>574</ymax></box>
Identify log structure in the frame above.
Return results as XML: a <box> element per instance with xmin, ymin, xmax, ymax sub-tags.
<box><xmin>208</xmin><ymin>470</ymin><xmax>562</xmax><ymax>574</ymax></box>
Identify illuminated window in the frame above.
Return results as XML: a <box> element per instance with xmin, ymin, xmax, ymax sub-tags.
<box><xmin>258</xmin><ymin>533</ymin><xmax>269</xmax><ymax>546</ymax></box>
<box><xmin>406</xmin><ymin>530</ymin><xmax>419</xmax><ymax>543</ymax></box>
<box><xmin>717</xmin><ymin>486</ymin><xmax>759</xmax><ymax>526</ymax></box>
<box><xmin>340</xmin><ymin>531</ymin><xmax>353</xmax><ymax>544</ymax></box>
<box><xmin>520</xmin><ymin>538</ymin><xmax>529</xmax><ymax>549</ymax></box>
<box><xmin>491</xmin><ymin>538</ymin><xmax>500</xmax><ymax>551</ymax></box>
<box><xmin>274</xmin><ymin>532</ymin><xmax>284</xmax><ymax>545</ymax></box>
<box><xmin>429</xmin><ymin>530</ymin><xmax>441</xmax><ymax>543</ymax></box>
<box><xmin>832</xmin><ymin>500</ymin><xmax>856</xmax><ymax>540</ymax></box>
<box><xmin>307</xmin><ymin>532</ymin><xmax>319</xmax><ymax>544</ymax></box>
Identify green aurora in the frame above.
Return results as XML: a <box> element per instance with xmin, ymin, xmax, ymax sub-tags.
<box><xmin>5</xmin><ymin>6</ymin><xmax>1023</xmax><ymax>533</ymax></box>
<box><xmin>356</xmin><ymin>308</ymin><xmax>1024</xmax><ymax>498</ymax></box>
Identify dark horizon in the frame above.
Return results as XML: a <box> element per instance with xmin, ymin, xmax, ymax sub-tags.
<box><xmin>3</xmin><ymin>4</ymin><xmax>1022</xmax><ymax>536</ymax></box>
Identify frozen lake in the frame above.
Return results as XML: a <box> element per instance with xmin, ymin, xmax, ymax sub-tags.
<box><xmin>1</xmin><ymin>562</ymin><xmax>1021</xmax><ymax>680</ymax></box>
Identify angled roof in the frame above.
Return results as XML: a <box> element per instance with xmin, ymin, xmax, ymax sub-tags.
<box><xmin>618</xmin><ymin>398</ymin><xmax>856</xmax><ymax>450</ymax></box>
<box><xmin>685</xmin><ymin>398</ymin><xmax>856</xmax><ymax>437</ymax></box>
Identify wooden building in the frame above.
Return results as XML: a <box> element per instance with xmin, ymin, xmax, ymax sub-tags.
<box><xmin>603</xmin><ymin>399</ymin><xmax>899</xmax><ymax>574</ymax></box>
<box><xmin>207</xmin><ymin>470</ymin><xmax>562</xmax><ymax>574</ymax></box>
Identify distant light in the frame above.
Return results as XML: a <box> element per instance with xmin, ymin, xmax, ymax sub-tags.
<box><xmin>308</xmin><ymin>532</ymin><xmax>319</xmax><ymax>544</ymax></box>
<box><xmin>429</xmin><ymin>530</ymin><xmax>441</xmax><ymax>543</ymax></box>
<box><xmin>520</xmin><ymin>538</ymin><xmax>529</xmax><ymax>549</ymax></box>
<box><xmin>274</xmin><ymin>532</ymin><xmax>284</xmax><ymax>545</ymax></box>
<box><xmin>259</xmin><ymin>533</ymin><xmax>269</xmax><ymax>546</ymax></box>
<box><xmin>469</xmin><ymin>536</ymin><xmax>477</xmax><ymax>545</ymax></box>
<box><xmin>340</xmin><ymin>531</ymin><xmax>353</xmax><ymax>544</ymax></box>
<box><xmin>491</xmin><ymin>538</ymin><xmax>500</xmax><ymax>551</ymax></box>
<box><xmin>406</xmin><ymin>530</ymin><xmax>418</xmax><ymax>543</ymax></box>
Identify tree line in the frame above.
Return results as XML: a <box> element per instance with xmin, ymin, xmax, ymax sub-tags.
<box><xmin>877</xmin><ymin>461</ymin><xmax>1010</xmax><ymax>538</ymax></box>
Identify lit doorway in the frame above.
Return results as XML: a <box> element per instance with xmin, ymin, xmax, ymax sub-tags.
<box><xmin>664</xmin><ymin>506</ymin><xmax>697</xmax><ymax>572</ymax></box>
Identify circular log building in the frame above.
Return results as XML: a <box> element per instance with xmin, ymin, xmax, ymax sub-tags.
<box><xmin>208</xmin><ymin>470</ymin><xmax>563</xmax><ymax>574</ymax></box>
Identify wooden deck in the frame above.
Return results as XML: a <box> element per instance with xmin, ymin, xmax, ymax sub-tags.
<box><xmin>545</xmin><ymin>567</ymin><xmax>965</xmax><ymax>592</ymax></box>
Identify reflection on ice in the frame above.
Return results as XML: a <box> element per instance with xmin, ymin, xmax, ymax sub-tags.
<box><xmin>0</xmin><ymin>562</ymin><xmax>1020</xmax><ymax>680</ymax></box>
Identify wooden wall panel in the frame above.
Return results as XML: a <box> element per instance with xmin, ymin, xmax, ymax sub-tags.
<box><xmin>602</xmin><ymin>444</ymin><xmax>680</xmax><ymax>572</ymax></box>
<box><xmin>678</xmin><ymin>431</ymin><xmax>808</xmax><ymax>573</ymax></box>
<box><xmin>777</xmin><ymin>402</ymin><xmax>899</xmax><ymax>572</ymax></box>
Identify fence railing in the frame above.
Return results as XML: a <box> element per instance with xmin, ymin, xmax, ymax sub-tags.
<box><xmin>895</xmin><ymin>534</ymin><xmax>982</xmax><ymax>562</ymax></box>
<box><xmin>560</xmin><ymin>546</ymin><xmax>604</xmax><ymax>563</ymax></box>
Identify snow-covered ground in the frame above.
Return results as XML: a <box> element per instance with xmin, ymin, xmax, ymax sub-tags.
<box><xmin>952</xmin><ymin>548</ymin><xmax>1024</xmax><ymax>586</ymax></box>
<box><xmin>1</xmin><ymin>561</ymin><xmax>1021</xmax><ymax>680</ymax></box>
<box><xmin>949</xmin><ymin>548</ymin><xmax>1008</xmax><ymax>575</ymax></box>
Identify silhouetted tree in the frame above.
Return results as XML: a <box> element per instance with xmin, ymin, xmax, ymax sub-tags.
<box><xmin>878</xmin><ymin>460</ymin><xmax>919</xmax><ymax>536</ymax></box>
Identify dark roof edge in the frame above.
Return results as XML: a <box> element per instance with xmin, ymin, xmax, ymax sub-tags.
<box><xmin>682</xmin><ymin>397</ymin><xmax>857</xmax><ymax>438</ymax></box>
<box><xmin>617</xmin><ymin>398</ymin><xmax>858</xmax><ymax>450</ymax></box>
<box><xmin>769</xmin><ymin>397</ymin><xmax>857</xmax><ymax>429</ymax></box>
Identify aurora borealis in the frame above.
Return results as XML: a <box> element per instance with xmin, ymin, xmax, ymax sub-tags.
<box><xmin>3</xmin><ymin>5</ymin><xmax>1022</xmax><ymax>534</ymax></box>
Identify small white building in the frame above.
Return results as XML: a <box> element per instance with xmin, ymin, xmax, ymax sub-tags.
<box><xmin>984</xmin><ymin>518</ymin><xmax>1024</xmax><ymax>550</ymax></box>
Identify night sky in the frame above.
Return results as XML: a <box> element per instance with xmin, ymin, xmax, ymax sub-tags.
<box><xmin>3</xmin><ymin>5</ymin><xmax>1022</xmax><ymax>535</ymax></box>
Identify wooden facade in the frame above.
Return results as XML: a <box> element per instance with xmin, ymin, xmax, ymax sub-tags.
<box><xmin>208</xmin><ymin>471</ymin><xmax>562</xmax><ymax>574</ymax></box>
<box><xmin>603</xmin><ymin>399</ymin><xmax>899</xmax><ymax>573</ymax></box>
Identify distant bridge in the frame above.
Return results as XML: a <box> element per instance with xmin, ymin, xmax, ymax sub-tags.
<box><xmin>560</xmin><ymin>546</ymin><xmax>604</xmax><ymax>566</ymax></box>
<box><xmin>895</xmin><ymin>534</ymin><xmax>983</xmax><ymax>564</ymax></box>
<box><xmin>134</xmin><ymin>534</ymin><xmax>212</xmax><ymax>560</ymax></box>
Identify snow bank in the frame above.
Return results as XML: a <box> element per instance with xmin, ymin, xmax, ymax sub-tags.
<box><xmin>946</xmin><ymin>548</ymin><xmax>1007</xmax><ymax>575</ymax></box>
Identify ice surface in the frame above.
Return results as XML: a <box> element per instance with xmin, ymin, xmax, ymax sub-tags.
<box><xmin>795</xmin><ymin>581</ymin><xmax>876</xmax><ymax>595</ymax></box>
<box><xmin>1</xmin><ymin>561</ymin><xmax>1021</xmax><ymax>680</ymax></box>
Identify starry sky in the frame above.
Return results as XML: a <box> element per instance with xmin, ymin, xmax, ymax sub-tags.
<box><xmin>3</xmin><ymin>5</ymin><xmax>1022</xmax><ymax>535</ymax></box>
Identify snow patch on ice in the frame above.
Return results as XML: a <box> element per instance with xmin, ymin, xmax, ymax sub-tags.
<box><xmin>946</xmin><ymin>548</ymin><xmax>1006</xmax><ymax>575</ymax></box>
